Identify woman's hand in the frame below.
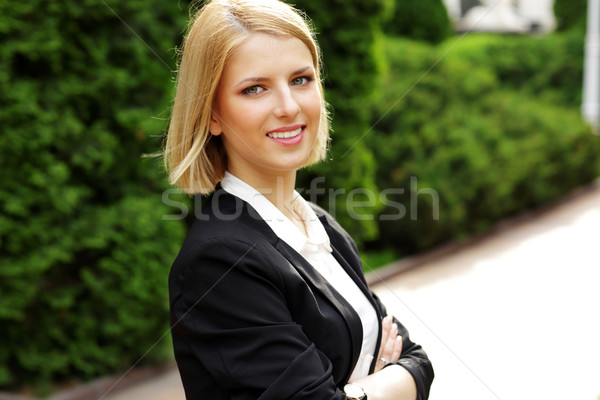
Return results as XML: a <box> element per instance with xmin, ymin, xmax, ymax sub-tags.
<box><xmin>374</xmin><ymin>315</ymin><xmax>403</xmax><ymax>373</ymax></box>
<box><xmin>350</xmin><ymin>316</ymin><xmax>417</xmax><ymax>400</ymax></box>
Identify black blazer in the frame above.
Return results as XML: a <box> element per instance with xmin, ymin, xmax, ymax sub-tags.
<box><xmin>169</xmin><ymin>188</ymin><xmax>433</xmax><ymax>400</ymax></box>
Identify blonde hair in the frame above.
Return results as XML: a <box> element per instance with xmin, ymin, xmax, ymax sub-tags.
<box><xmin>164</xmin><ymin>0</ymin><xmax>330</xmax><ymax>195</ymax></box>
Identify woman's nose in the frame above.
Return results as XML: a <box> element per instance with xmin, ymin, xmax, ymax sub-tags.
<box><xmin>273</xmin><ymin>86</ymin><xmax>300</xmax><ymax>118</ymax></box>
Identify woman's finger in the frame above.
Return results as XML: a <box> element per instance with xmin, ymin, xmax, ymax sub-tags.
<box><xmin>377</xmin><ymin>315</ymin><xmax>392</xmax><ymax>358</ymax></box>
<box><xmin>391</xmin><ymin>335</ymin><xmax>403</xmax><ymax>362</ymax></box>
<box><xmin>383</xmin><ymin>323</ymin><xmax>398</xmax><ymax>358</ymax></box>
<box><xmin>378</xmin><ymin>315</ymin><xmax>392</xmax><ymax>358</ymax></box>
<box><xmin>375</xmin><ymin>316</ymin><xmax>393</xmax><ymax>372</ymax></box>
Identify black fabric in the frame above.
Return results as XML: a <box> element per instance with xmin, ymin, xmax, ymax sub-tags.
<box><xmin>169</xmin><ymin>188</ymin><xmax>434</xmax><ymax>399</ymax></box>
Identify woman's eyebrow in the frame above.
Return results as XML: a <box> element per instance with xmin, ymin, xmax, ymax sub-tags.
<box><xmin>234</xmin><ymin>66</ymin><xmax>314</xmax><ymax>89</ymax></box>
<box><xmin>234</xmin><ymin>76</ymin><xmax>269</xmax><ymax>89</ymax></box>
<box><xmin>291</xmin><ymin>66</ymin><xmax>314</xmax><ymax>76</ymax></box>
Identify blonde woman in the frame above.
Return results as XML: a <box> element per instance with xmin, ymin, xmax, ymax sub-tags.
<box><xmin>165</xmin><ymin>1</ymin><xmax>433</xmax><ymax>399</ymax></box>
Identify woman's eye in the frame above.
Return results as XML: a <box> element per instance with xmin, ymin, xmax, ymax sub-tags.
<box><xmin>242</xmin><ymin>85</ymin><xmax>264</xmax><ymax>95</ymax></box>
<box><xmin>291</xmin><ymin>76</ymin><xmax>312</xmax><ymax>86</ymax></box>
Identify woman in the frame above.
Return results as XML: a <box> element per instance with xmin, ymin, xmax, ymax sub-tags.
<box><xmin>165</xmin><ymin>0</ymin><xmax>434</xmax><ymax>399</ymax></box>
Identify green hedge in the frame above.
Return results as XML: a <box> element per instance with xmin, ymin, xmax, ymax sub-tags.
<box><xmin>3</xmin><ymin>0</ymin><xmax>598</xmax><ymax>393</ymax></box>
<box><xmin>444</xmin><ymin>31</ymin><xmax>586</xmax><ymax>107</ymax></box>
<box><xmin>366</xmin><ymin>34</ymin><xmax>600</xmax><ymax>254</ymax></box>
<box><xmin>0</xmin><ymin>0</ymin><xmax>187</xmax><ymax>393</ymax></box>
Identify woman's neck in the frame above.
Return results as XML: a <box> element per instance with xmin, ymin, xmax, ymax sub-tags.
<box><xmin>228</xmin><ymin>168</ymin><xmax>298</xmax><ymax>219</ymax></box>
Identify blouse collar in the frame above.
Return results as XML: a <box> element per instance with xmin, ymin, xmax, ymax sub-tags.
<box><xmin>220</xmin><ymin>171</ymin><xmax>332</xmax><ymax>255</ymax></box>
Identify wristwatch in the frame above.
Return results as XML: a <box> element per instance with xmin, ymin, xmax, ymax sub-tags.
<box><xmin>343</xmin><ymin>383</ymin><xmax>367</xmax><ymax>400</ymax></box>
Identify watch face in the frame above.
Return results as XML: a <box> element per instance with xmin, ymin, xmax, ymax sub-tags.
<box><xmin>344</xmin><ymin>383</ymin><xmax>366</xmax><ymax>399</ymax></box>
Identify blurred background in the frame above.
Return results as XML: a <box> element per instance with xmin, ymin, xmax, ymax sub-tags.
<box><xmin>0</xmin><ymin>0</ymin><xmax>598</xmax><ymax>397</ymax></box>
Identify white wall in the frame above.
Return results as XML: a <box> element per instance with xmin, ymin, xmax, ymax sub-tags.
<box><xmin>442</xmin><ymin>0</ymin><xmax>556</xmax><ymax>33</ymax></box>
<box><xmin>517</xmin><ymin>0</ymin><xmax>556</xmax><ymax>31</ymax></box>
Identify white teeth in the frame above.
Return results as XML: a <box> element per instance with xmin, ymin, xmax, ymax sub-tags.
<box><xmin>267</xmin><ymin>127</ymin><xmax>302</xmax><ymax>139</ymax></box>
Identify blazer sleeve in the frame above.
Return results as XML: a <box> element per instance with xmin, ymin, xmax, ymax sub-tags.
<box><xmin>370</xmin><ymin>291</ymin><xmax>434</xmax><ymax>400</ymax></box>
<box><xmin>169</xmin><ymin>236</ymin><xmax>347</xmax><ymax>400</ymax></box>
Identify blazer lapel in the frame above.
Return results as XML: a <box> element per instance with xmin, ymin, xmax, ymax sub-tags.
<box><xmin>317</xmin><ymin>214</ymin><xmax>379</xmax><ymax>308</ymax></box>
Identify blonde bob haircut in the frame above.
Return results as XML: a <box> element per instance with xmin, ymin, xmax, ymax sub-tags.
<box><xmin>164</xmin><ymin>0</ymin><xmax>330</xmax><ymax>195</ymax></box>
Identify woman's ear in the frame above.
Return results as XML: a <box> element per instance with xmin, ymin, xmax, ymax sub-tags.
<box><xmin>210</xmin><ymin>113</ymin><xmax>223</xmax><ymax>136</ymax></box>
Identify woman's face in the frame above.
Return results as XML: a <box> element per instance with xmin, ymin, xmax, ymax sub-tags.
<box><xmin>211</xmin><ymin>33</ymin><xmax>322</xmax><ymax>184</ymax></box>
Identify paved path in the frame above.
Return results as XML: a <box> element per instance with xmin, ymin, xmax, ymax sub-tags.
<box><xmin>104</xmin><ymin>183</ymin><xmax>600</xmax><ymax>400</ymax></box>
<box><xmin>373</xmin><ymin>182</ymin><xmax>600</xmax><ymax>400</ymax></box>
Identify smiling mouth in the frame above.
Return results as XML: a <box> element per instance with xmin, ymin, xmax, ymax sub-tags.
<box><xmin>267</xmin><ymin>127</ymin><xmax>303</xmax><ymax>139</ymax></box>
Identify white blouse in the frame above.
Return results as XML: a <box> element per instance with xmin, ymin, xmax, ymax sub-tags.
<box><xmin>221</xmin><ymin>172</ymin><xmax>378</xmax><ymax>380</ymax></box>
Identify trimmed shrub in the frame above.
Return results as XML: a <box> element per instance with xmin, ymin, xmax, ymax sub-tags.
<box><xmin>384</xmin><ymin>0</ymin><xmax>453</xmax><ymax>44</ymax></box>
<box><xmin>366</xmin><ymin>36</ymin><xmax>600</xmax><ymax>254</ymax></box>
<box><xmin>0</xmin><ymin>0</ymin><xmax>187</xmax><ymax>392</ymax></box>
<box><xmin>554</xmin><ymin>0</ymin><xmax>587</xmax><ymax>31</ymax></box>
